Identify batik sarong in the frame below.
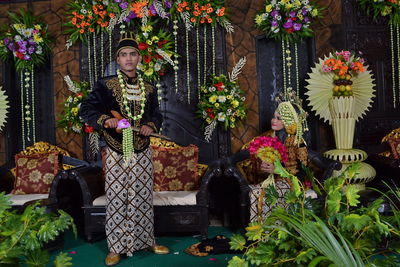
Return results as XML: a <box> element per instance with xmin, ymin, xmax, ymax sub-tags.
<box><xmin>104</xmin><ymin>147</ymin><xmax>155</xmax><ymax>256</ymax></box>
<box><xmin>249</xmin><ymin>178</ymin><xmax>291</xmax><ymax>223</ymax></box>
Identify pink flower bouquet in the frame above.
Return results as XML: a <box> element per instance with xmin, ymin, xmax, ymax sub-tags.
<box><xmin>248</xmin><ymin>136</ymin><xmax>288</xmax><ymax>164</ymax></box>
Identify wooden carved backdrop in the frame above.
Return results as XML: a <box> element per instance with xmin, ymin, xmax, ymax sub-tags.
<box><xmin>80</xmin><ymin>24</ymin><xmax>230</xmax><ymax>164</ymax></box>
<box><xmin>341</xmin><ymin>0</ymin><xmax>400</xmax><ymax>148</ymax></box>
<box><xmin>256</xmin><ymin>37</ymin><xmax>318</xmax><ymax>150</ymax></box>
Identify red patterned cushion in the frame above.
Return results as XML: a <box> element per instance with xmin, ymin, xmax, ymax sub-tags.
<box><xmin>388</xmin><ymin>138</ymin><xmax>400</xmax><ymax>159</ymax></box>
<box><xmin>152</xmin><ymin>145</ymin><xmax>199</xmax><ymax>191</ymax></box>
<box><xmin>12</xmin><ymin>152</ymin><xmax>59</xmax><ymax>194</ymax></box>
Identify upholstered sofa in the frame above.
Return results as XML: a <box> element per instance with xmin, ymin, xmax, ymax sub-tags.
<box><xmin>49</xmin><ymin>137</ymin><xmax>223</xmax><ymax>241</ymax></box>
<box><xmin>0</xmin><ymin>141</ymin><xmax>87</xmax><ymax>212</ymax></box>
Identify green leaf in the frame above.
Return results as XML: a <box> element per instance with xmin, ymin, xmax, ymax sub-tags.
<box><xmin>24</xmin><ymin>249</ymin><xmax>49</xmax><ymax>267</ymax></box>
<box><xmin>326</xmin><ymin>190</ymin><xmax>342</xmax><ymax>215</ymax></box>
<box><xmin>54</xmin><ymin>252</ymin><xmax>73</xmax><ymax>267</ymax></box>
<box><xmin>264</xmin><ymin>184</ymin><xmax>279</xmax><ymax>206</ymax></box>
<box><xmin>229</xmin><ymin>234</ymin><xmax>246</xmax><ymax>251</ymax></box>
<box><xmin>344</xmin><ymin>185</ymin><xmax>361</xmax><ymax>207</ymax></box>
<box><xmin>342</xmin><ymin>214</ymin><xmax>372</xmax><ymax>232</ymax></box>
<box><xmin>227</xmin><ymin>256</ymin><xmax>248</xmax><ymax>267</ymax></box>
<box><xmin>294</xmin><ymin>248</ymin><xmax>317</xmax><ymax>264</ymax></box>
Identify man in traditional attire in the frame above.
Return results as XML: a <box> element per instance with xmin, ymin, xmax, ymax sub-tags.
<box><xmin>79</xmin><ymin>33</ymin><xmax>168</xmax><ymax>266</ymax></box>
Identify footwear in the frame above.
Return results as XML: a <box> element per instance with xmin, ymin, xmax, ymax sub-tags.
<box><xmin>149</xmin><ymin>244</ymin><xmax>170</xmax><ymax>254</ymax></box>
<box><xmin>105</xmin><ymin>253</ymin><xmax>120</xmax><ymax>266</ymax></box>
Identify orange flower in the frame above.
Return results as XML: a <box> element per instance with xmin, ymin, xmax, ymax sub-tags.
<box><xmin>80</xmin><ymin>29</ymin><xmax>84</xmax><ymax>33</ymax></box>
<box><xmin>71</xmin><ymin>17</ymin><xmax>77</xmax><ymax>25</ymax></box>
<box><xmin>109</xmin><ymin>13</ymin><xmax>115</xmax><ymax>18</ymax></box>
<box><xmin>338</xmin><ymin>66</ymin><xmax>348</xmax><ymax>76</ymax></box>
<box><xmin>177</xmin><ymin>7</ymin><xmax>183</xmax><ymax>12</ymax></box>
<box><xmin>89</xmin><ymin>28</ymin><xmax>94</xmax><ymax>32</ymax></box>
<box><xmin>79</xmin><ymin>14</ymin><xmax>84</xmax><ymax>19</ymax></box>
<box><xmin>207</xmin><ymin>18</ymin><xmax>213</xmax><ymax>23</ymax></box>
<box><xmin>193</xmin><ymin>11</ymin><xmax>200</xmax><ymax>16</ymax></box>
<box><xmin>207</xmin><ymin>8</ymin><xmax>213</xmax><ymax>13</ymax></box>
<box><xmin>72</xmin><ymin>11</ymin><xmax>77</xmax><ymax>16</ymax></box>
<box><xmin>200</xmin><ymin>18</ymin><xmax>205</xmax><ymax>23</ymax></box>
<box><xmin>324</xmin><ymin>58</ymin><xmax>336</xmax><ymax>67</ymax></box>
<box><xmin>217</xmin><ymin>7</ymin><xmax>225</xmax><ymax>16</ymax></box>
<box><xmin>190</xmin><ymin>17</ymin><xmax>196</xmax><ymax>23</ymax></box>
<box><xmin>352</xmin><ymin>62</ymin><xmax>365</xmax><ymax>72</ymax></box>
<box><xmin>332</xmin><ymin>60</ymin><xmax>344</xmax><ymax>70</ymax></box>
<box><xmin>93</xmin><ymin>6</ymin><xmax>98</xmax><ymax>13</ymax></box>
<box><xmin>131</xmin><ymin>1</ymin><xmax>148</xmax><ymax>18</ymax></box>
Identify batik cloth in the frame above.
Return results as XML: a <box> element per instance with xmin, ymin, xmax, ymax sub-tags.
<box><xmin>249</xmin><ymin>178</ymin><xmax>291</xmax><ymax>223</ymax></box>
<box><xmin>104</xmin><ymin>147</ymin><xmax>155</xmax><ymax>256</ymax></box>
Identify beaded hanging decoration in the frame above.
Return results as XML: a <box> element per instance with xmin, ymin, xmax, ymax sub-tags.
<box><xmin>117</xmin><ymin>69</ymin><xmax>146</xmax><ymax>162</ymax></box>
<box><xmin>275</xmin><ymin>90</ymin><xmax>308</xmax><ymax>146</ymax></box>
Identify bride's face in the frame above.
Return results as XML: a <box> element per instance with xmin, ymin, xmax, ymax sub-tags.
<box><xmin>271</xmin><ymin>112</ymin><xmax>284</xmax><ymax>131</ymax></box>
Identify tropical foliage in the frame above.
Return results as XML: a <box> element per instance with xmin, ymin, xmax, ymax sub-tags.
<box><xmin>0</xmin><ymin>193</ymin><xmax>75</xmax><ymax>267</ymax></box>
<box><xmin>0</xmin><ymin>9</ymin><xmax>50</xmax><ymax>71</ymax></box>
<box><xmin>228</xmin><ymin>163</ymin><xmax>400</xmax><ymax>266</ymax></box>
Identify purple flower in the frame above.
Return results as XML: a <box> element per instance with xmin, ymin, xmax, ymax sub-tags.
<box><xmin>283</xmin><ymin>21</ymin><xmax>293</xmax><ymax>29</ymax></box>
<box><xmin>18</xmin><ymin>41</ymin><xmax>27</xmax><ymax>48</ymax></box>
<box><xmin>164</xmin><ymin>1</ymin><xmax>172</xmax><ymax>8</ymax></box>
<box><xmin>7</xmin><ymin>43</ymin><xmax>15</xmax><ymax>51</ymax></box>
<box><xmin>118</xmin><ymin>119</ymin><xmax>131</xmax><ymax>129</ymax></box>
<box><xmin>124</xmin><ymin>11</ymin><xmax>137</xmax><ymax>22</ymax></box>
<box><xmin>23</xmin><ymin>54</ymin><xmax>31</xmax><ymax>60</ymax></box>
<box><xmin>301</xmin><ymin>8</ymin><xmax>308</xmax><ymax>16</ymax></box>
<box><xmin>304</xmin><ymin>17</ymin><xmax>310</xmax><ymax>23</ymax></box>
<box><xmin>18</xmin><ymin>47</ymin><xmax>26</xmax><ymax>54</ymax></box>
<box><xmin>28</xmin><ymin>46</ymin><xmax>35</xmax><ymax>54</ymax></box>
<box><xmin>149</xmin><ymin>4</ymin><xmax>157</xmax><ymax>15</ymax></box>
<box><xmin>114</xmin><ymin>0</ymin><xmax>121</xmax><ymax>2</ymax></box>
<box><xmin>119</xmin><ymin>2</ymin><xmax>128</xmax><ymax>9</ymax></box>
<box><xmin>28</xmin><ymin>38</ymin><xmax>36</xmax><ymax>45</ymax></box>
<box><xmin>271</xmin><ymin>10</ymin><xmax>278</xmax><ymax>18</ymax></box>
<box><xmin>289</xmin><ymin>11</ymin><xmax>296</xmax><ymax>18</ymax></box>
<box><xmin>271</xmin><ymin>20</ymin><xmax>278</xmax><ymax>27</ymax></box>
<box><xmin>4</xmin><ymin>38</ymin><xmax>10</xmax><ymax>45</ymax></box>
<box><xmin>293</xmin><ymin>23</ymin><xmax>302</xmax><ymax>31</ymax></box>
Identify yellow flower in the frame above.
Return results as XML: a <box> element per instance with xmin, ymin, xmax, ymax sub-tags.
<box><xmin>206</xmin><ymin>118</ymin><xmax>212</xmax><ymax>124</ymax></box>
<box><xmin>255</xmin><ymin>14</ymin><xmax>264</xmax><ymax>25</ymax></box>
<box><xmin>13</xmin><ymin>24</ymin><xmax>24</xmax><ymax>30</ymax></box>
<box><xmin>71</xmin><ymin>107</ymin><xmax>79</xmax><ymax>116</ymax></box>
<box><xmin>286</xmin><ymin>3</ymin><xmax>293</xmax><ymax>9</ymax></box>
<box><xmin>227</xmin><ymin>95</ymin><xmax>233</xmax><ymax>100</ymax></box>
<box><xmin>280</xmin><ymin>0</ymin><xmax>289</xmax><ymax>3</ymax></box>
<box><xmin>164</xmin><ymin>166</ymin><xmax>177</xmax><ymax>179</ymax></box>
<box><xmin>33</xmin><ymin>34</ymin><xmax>43</xmax><ymax>43</ymax></box>
<box><xmin>34</xmin><ymin>24</ymin><xmax>42</xmax><ymax>30</ymax></box>
<box><xmin>209</xmin><ymin>95</ymin><xmax>218</xmax><ymax>103</ymax></box>
<box><xmin>146</xmin><ymin>40</ymin><xmax>153</xmax><ymax>45</ymax></box>
<box><xmin>151</xmin><ymin>36</ymin><xmax>159</xmax><ymax>42</ymax></box>
<box><xmin>144</xmin><ymin>68</ymin><xmax>154</xmax><ymax>76</ymax></box>
<box><xmin>381</xmin><ymin>6</ymin><xmax>392</xmax><ymax>16</ymax></box>
<box><xmin>169</xmin><ymin>179</ymin><xmax>183</xmax><ymax>190</ymax></box>
<box><xmin>214</xmin><ymin>103</ymin><xmax>220</xmax><ymax>108</ymax></box>
<box><xmin>141</xmin><ymin>24</ymin><xmax>153</xmax><ymax>33</ymax></box>
<box><xmin>29</xmin><ymin>170</ymin><xmax>41</xmax><ymax>183</ymax></box>
<box><xmin>265</xmin><ymin>4</ymin><xmax>273</xmax><ymax>12</ymax></box>
<box><xmin>231</xmin><ymin>100</ymin><xmax>239</xmax><ymax>108</ymax></box>
<box><xmin>297</xmin><ymin>14</ymin><xmax>304</xmax><ymax>20</ymax></box>
<box><xmin>294</xmin><ymin>0</ymin><xmax>301</xmax><ymax>7</ymax></box>
<box><xmin>311</xmin><ymin>8</ymin><xmax>319</xmax><ymax>17</ymax></box>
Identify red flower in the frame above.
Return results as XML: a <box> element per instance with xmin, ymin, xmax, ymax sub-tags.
<box><xmin>285</xmin><ymin>28</ymin><xmax>294</xmax><ymax>34</ymax></box>
<box><xmin>84</xmin><ymin>124</ymin><xmax>94</xmax><ymax>133</ymax></box>
<box><xmin>138</xmin><ymin>42</ymin><xmax>149</xmax><ymax>50</ymax></box>
<box><xmin>206</xmin><ymin>108</ymin><xmax>213</xmax><ymax>113</ymax></box>
<box><xmin>158</xmin><ymin>71</ymin><xmax>165</xmax><ymax>76</ymax></box>
<box><xmin>76</xmin><ymin>92</ymin><xmax>84</xmax><ymax>97</ymax></box>
<box><xmin>214</xmin><ymin>82</ymin><xmax>224</xmax><ymax>91</ymax></box>
<box><xmin>16</xmin><ymin>52</ymin><xmax>24</xmax><ymax>59</ymax></box>
<box><xmin>155</xmin><ymin>54</ymin><xmax>164</xmax><ymax>60</ymax></box>
<box><xmin>143</xmin><ymin>55</ymin><xmax>152</xmax><ymax>63</ymax></box>
<box><xmin>209</xmin><ymin>113</ymin><xmax>215</xmax><ymax>119</ymax></box>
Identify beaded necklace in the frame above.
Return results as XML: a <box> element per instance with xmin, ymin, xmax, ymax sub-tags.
<box><xmin>117</xmin><ymin>69</ymin><xmax>146</xmax><ymax>121</ymax></box>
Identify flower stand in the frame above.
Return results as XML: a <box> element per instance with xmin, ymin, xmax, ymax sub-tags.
<box><xmin>323</xmin><ymin>96</ymin><xmax>375</xmax><ymax>190</ymax></box>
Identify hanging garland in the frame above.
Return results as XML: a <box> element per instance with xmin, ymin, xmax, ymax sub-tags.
<box><xmin>0</xmin><ymin>86</ymin><xmax>9</xmax><ymax>133</ymax></box>
<box><xmin>254</xmin><ymin>0</ymin><xmax>323</xmax><ymax>97</ymax></box>
<box><xmin>0</xmin><ymin>9</ymin><xmax>50</xmax><ymax>149</ymax></box>
<box><xmin>358</xmin><ymin>0</ymin><xmax>400</xmax><ymax>108</ymax></box>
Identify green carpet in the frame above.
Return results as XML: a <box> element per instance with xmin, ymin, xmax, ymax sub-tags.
<box><xmin>50</xmin><ymin>227</ymin><xmax>241</xmax><ymax>267</ymax></box>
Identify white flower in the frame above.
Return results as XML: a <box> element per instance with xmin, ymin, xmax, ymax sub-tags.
<box><xmin>68</xmin><ymin>96</ymin><xmax>73</xmax><ymax>102</ymax></box>
<box><xmin>276</xmin><ymin>15</ymin><xmax>282</xmax><ymax>21</ymax></box>
<box><xmin>302</xmin><ymin>0</ymin><xmax>309</xmax><ymax>4</ymax></box>
<box><xmin>241</xmin><ymin>97</ymin><xmax>246</xmax><ymax>101</ymax></box>
<box><xmin>154</xmin><ymin>62</ymin><xmax>161</xmax><ymax>71</ymax></box>
<box><xmin>218</xmin><ymin>95</ymin><xmax>226</xmax><ymax>103</ymax></box>
<box><xmin>209</xmin><ymin>86</ymin><xmax>216</xmax><ymax>92</ymax></box>
<box><xmin>273</xmin><ymin>27</ymin><xmax>280</xmax><ymax>33</ymax></box>
<box><xmin>36</xmin><ymin>46</ymin><xmax>42</xmax><ymax>54</ymax></box>
<box><xmin>217</xmin><ymin>112</ymin><xmax>226</xmax><ymax>122</ymax></box>
<box><xmin>227</xmin><ymin>109</ymin><xmax>232</xmax><ymax>115</ymax></box>
<box><xmin>14</xmin><ymin>35</ymin><xmax>22</xmax><ymax>42</ymax></box>
<box><xmin>81</xmin><ymin>9</ymin><xmax>87</xmax><ymax>14</ymax></box>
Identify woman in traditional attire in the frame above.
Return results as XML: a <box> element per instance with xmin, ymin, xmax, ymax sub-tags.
<box><xmin>79</xmin><ymin>33</ymin><xmax>167</xmax><ymax>266</ymax></box>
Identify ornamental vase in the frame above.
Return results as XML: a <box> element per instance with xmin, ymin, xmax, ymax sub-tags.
<box><xmin>329</xmin><ymin>96</ymin><xmax>355</xmax><ymax>149</ymax></box>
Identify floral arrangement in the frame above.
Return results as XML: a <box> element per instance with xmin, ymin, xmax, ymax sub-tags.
<box><xmin>358</xmin><ymin>0</ymin><xmax>400</xmax><ymax>26</ymax></box>
<box><xmin>57</xmin><ymin>76</ymin><xmax>94</xmax><ymax>134</ymax></box>
<box><xmin>254</xmin><ymin>0</ymin><xmax>322</xmax><ymax>42</ymax></box>
<box><xmin>125</xmin><ymin>0</ymin><xmax>173</xmax><ymax>22</ymax></box>
<box><xmin>197</xmin><ymin>74</ymin><xmax>246</xmax><ymax>141</ymax></box>
<box><xmin>175</xmin><ymin>0</ymin><xmax>233</xmax><ymax>32</ymax></box>
<box><xmin>322</xmin><ymin>51</ymin><xmax>366</xmax><ymax>97</ymax></box>
<box><xmin>136</xmin><ymin>24</ymin><xmax>176</xmax><ymax>81</ymax></box>
<box><xmin>0</xmin><ymin>9</ymin><xmax>50</xmax><ymax>71</ymax></box>
<box><xmin>249</xmin><ymin>136</ymin><xmax>288</xmax><ymax>164</ymax></box>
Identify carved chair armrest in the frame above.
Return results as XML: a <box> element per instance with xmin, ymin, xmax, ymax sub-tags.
<box><xmin>49</xmin><ymin>165</ymin><xmax>104</xmax><ymax>207</ymax></box>
<box><xmin>196</xmin><ymin>159</ymin><xmax>223</xmax><ymax>206</ymax></box>
<box><xmin>367</xmin><ymin>154</ymin><xmax>400</xmax><ymax>169</ymax></box>
<box><xmin>308</xmin><ymin>150</ymin><xmax>342</xmax><ymax>181</ymax></box>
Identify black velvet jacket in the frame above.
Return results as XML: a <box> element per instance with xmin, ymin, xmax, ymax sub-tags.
<box><xmin>79</xmin><ymin>72</ymin><xmax>162</xmax><ymax>154</ymax></box>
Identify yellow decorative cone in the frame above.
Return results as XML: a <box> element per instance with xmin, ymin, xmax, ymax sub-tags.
<box><xmin>329</xmin><ymin>96</ymin><xmax>355</xmax><ymax>149</ymax></box>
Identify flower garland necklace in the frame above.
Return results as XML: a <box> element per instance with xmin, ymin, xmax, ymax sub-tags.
<box><xmin>117</xmin><ymin>69</ymin><xmax>146</xmax><ymax>121</ymax></box>
<box><xmin>117</xmin><ymin>69</ymin><xmax>146</xmax><ymax>163</ymax></box>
